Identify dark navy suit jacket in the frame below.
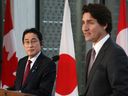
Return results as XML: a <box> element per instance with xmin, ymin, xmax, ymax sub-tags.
<box><xmin>14</xmin><ymin>52</ymin><xmax>56</xmax><ymax>96</ymax></box>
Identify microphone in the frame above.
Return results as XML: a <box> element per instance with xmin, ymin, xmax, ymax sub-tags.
<box><xmin>51</xmin><ymin>55</ymin><xmax>59</xmax><ymax>62</ymax></box>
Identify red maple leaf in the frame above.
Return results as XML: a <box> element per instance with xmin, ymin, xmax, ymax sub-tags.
<box><xmin>2</xmin><ymin>47</ymin><xmax>18</xmax><ymax>87</ymax></box>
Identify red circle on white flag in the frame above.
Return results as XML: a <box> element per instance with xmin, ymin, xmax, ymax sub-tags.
<box><xmin>56</xmin><ymin>54</ymin><xmax>77</xmax><ymax>95</ymax></box>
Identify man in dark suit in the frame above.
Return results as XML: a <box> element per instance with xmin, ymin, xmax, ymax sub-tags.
<box><xmin>82</xmin><ymin>4</ymin><xmax>128</xmax><ymax>96</ymax></box>
<box><xmin>14</xmin><ymin>28</ymin><xmax>56</xmax><ymax>96</ymax></box>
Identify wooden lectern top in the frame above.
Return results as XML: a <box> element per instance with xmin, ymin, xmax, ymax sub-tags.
<box><xmin>0</xmin><ymin>88</ymin><xmax>34</xmax><ymax>96</ymax></box>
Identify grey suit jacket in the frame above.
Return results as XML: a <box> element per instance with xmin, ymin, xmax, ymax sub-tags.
<box><xmin>84</xmin><ymin>38</ymin><xmax>128</xmax><ymax>96</ymax></box>
<box><xmin>14</xmin><ymin>52</ymin><xmax>56</xmax><ymax>96</ymax></box>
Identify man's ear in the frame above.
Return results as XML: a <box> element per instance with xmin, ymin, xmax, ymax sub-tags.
<box><xmin>40</xmin><ymin>41</ymin><xmax>43</xmax><ymax>47</ymax></box>
<box><xmin>103</xmin><ymin>24</ymin><xmax>108</xmax><ymax>30</ymax></box>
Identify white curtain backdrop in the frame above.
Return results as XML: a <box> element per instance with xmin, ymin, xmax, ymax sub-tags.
<box><xmin>13</xmin><ymin>0</ymin><xmax>35</xmax><ymax>59</ymax></box>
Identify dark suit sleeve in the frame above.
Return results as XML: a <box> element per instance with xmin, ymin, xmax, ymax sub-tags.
<box><xmin>107</xmin><ymin>48</ymin><xmax>128</xmax><ymax>96</ymax></box>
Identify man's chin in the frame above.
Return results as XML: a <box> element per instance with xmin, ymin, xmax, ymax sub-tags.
<box><xmin>28</xmin><ymin>53</ymin><xmax>34</xmax><ymax>58</ymax></box>
<box><xmin>85</xmin><ymin>38</ymin><xmax>91</xmax><ymax>41</ymax></box>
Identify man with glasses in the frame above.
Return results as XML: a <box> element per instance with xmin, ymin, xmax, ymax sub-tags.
<box><xmin>14</xmin><ymin>28</ymin><xmax>56</xmax><ymax>96</ymax></box>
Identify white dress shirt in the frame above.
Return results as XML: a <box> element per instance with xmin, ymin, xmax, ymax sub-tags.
<box><xmin>93</xmin><ymin>34</ymin><xmax>110</xmax><ymax>60</ymax></box>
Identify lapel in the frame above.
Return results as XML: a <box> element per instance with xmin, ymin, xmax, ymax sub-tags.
<box><xmin>85</xmin><ymin>38</ymin><xmax>112</xmax><ymax>94</ymax></box>
<box><xmin>22</xmin><ymin>53</ymin><xmax>45</xmax><ymax>87</ymax></box>
<box><xmin>21</xmin><ymin>57</ymin><xmax>28</xmax><ymax>73</ymax></box>
<box><xmin>85</xmin><ymin>49</ymin><xmax>92</xmax><ymax>83</ymax></box>
<box><xmin>16</xmin><ymin>56</ymin><xmax>28</xmax><ymax>88</ymax></box>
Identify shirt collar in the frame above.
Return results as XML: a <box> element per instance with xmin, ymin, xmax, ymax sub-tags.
<box><xmin>28</xmin><ymin>51</ymin><xmax>41</xmax><ymax>68</ymax></box>
<box><xmin>93</xmin><ymin>34</ymin><xmax>110</xmax><ymax>57</ymax></box>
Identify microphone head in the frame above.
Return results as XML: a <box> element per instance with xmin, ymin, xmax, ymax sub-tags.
<box><xmin>52</xmin><ymin>55</ymin><xmax>59</xmax><ymax>62</ymax></box>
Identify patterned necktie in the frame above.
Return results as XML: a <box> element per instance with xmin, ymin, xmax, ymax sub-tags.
<box><xmin>88</xmin><ymin>48</ymin><xmax>96</xmax><ymax>76</ymax></box>
<box><xmin>22</xmin><ymin>60</ymin><xmax>32</xmax><ymax>85</ymax></box>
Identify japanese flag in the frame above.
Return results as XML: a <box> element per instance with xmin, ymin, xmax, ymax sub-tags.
<box><xmin>55</xmin><ymin>0</ymin><xmax>79</xmax><ymax>95</ymax></box>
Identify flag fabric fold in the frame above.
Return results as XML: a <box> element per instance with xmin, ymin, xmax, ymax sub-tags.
<box><xmin>55</xmin><ymin>0</ymin><xmax>79</xmax><ymax>95</ymax></box>
<box><xmin>116</xmin><ymin>0</ymin><xmax>128</xmax><ymax>56</ymax></box>
<box><xmin>1</xmin><ymin>0</ymin><xmax>18</xmax><ymax>88</ymax></box>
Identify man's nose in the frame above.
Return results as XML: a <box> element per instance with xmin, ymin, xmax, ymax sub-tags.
<box><xmin>82</xmin><ymin>24</ymin><xmax>89</xmax><ymax>32</ymax></box>
<box><xmin>28</xmin><ymin>42</ymin><xmax>33</xmax><ymax>47</ymax></box>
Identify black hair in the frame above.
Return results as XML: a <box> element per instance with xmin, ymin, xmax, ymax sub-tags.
<box><xmin>22</xmin><ymin>28</ymin><xmax>43</xmax><ymax>45</ymax></box>
<box><xmin>82</xmin><ymin>3</ymin><xmax>112</xmax><ymax>34</ymax></box>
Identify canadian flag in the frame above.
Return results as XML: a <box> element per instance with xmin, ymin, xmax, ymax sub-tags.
<box><xmin>1</xmin><ymin>0</ymin><xmax>18</xmax><ymax>88</ymax></box>
<box><xmin>55</xmin><ymin>0</ymin><xmax>79</xmax><ymax>96</ymax></box>
<box><xmin>116</xmin><ymin>0</ymin><xmax>128</xmax><ymax>56</ymax></box>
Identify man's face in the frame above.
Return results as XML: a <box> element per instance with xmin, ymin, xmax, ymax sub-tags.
<box><xmin>82</xmin><ymin>12</ymin><xmax>107</xmax><ymax>44</ymax></box>
<box><xmin>23</xmin><ymin>33</ymin><xmax>42</xmax><ymax>58</ymax></box>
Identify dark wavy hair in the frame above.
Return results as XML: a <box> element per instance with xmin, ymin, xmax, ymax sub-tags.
<box><xmin>82</xmin><ymin>3</ymin><xmax>112</xmax><ymax>34</ymax></box>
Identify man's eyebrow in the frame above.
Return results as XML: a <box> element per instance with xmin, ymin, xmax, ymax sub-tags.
<box><xmin>24</xmin><ymin>39</ymin><xmax>29</xmax><ymax>41</ymax></box>
<box><xmin>87</xmin><ymin>19</ymin><xmax>95</xmax><ymax>22</ymax></box>
<box><xmin>24</xmin><ymin>38</ymin><xmax>37</xmax><ymax>41</ymax></box>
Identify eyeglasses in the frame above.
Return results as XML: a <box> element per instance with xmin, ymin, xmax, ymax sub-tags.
<box><xmin>24</xmin><ymin>40</ymin><xmax>39</xmax><ymax>46</ymax></box>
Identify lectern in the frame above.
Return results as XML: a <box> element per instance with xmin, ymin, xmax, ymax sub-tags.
<box><xmin>0</xmin><ymin>89</ymin><xmax>33</xmax><ymax>96</ymax></box>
